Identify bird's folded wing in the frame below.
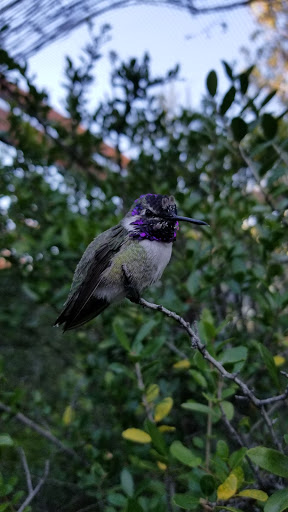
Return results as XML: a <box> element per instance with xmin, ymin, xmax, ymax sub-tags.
<box><xmin>55</xmin><ymin>224</ymin><xmax>127</xmax><ymax>327</ymax></box>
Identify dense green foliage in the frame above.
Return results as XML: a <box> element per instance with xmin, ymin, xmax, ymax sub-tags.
<box><xmin>0</xmin><ymin>33</ymin><xmax>288</xmax><ymax>511</ymax></box>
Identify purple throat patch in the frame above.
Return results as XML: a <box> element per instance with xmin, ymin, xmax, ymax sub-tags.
<box><xmin>129</xmin><ymin>220</ymin><xmax>179</xmax><ymax>243</ymax></box>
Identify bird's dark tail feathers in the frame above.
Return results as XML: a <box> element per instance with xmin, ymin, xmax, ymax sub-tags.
<box><xmin>54</xmin><ymin>296</ymin><xmax>109</xmax><ymax>332</ymax></box>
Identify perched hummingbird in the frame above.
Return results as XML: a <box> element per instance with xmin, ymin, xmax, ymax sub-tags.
<box><xmin>55</xmin><ymin>194</ymin><xmax>208</xmax><ymax>331</ymax></box>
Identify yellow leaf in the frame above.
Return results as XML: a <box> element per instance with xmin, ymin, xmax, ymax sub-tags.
<box><xmin>62</xmin><ymin>405</ymin><xmax>74</xmax><ymax>426</ymax></box>
<box><xmin>273</xmin><ymin>355</ymin><xmax>285</xmax><ymax>367</ymax></box>
<box><xmin>238</xmin><ymin>489</ymin><xmax>268</xmax><ymax>502</ymax></box>
<box><xmin>231</xmin><ymin>466</ymin><xmax>244</xmax><ymax>488</ymax></box>
<box><xmin>154</xmin><ymin>397</ymin><xmax>173</xmax><ymax>423</ymax></box>
<box><xmin>217</xmin><ymin>473</ymin><xmax>238</xmax><ymax>500</ymax></box>
<box><xmin>122</xmin><ymin>428</ymin><xmax>151</xmax><ymax>444</ymax></box>
<box><xmin>158</xmin><ymin>425</ymin><xmax>176</xmax><ymax>433</ymax></box>
<box><xmin>146</xmin><ymin>384</ymin><xmax>160</xmax><ymax>403</ymax></box>
<box><xmin>173</xmin><ymin>360</ymin><xmax>191</xmax><ymax>370</ymax></box>
<box><xmin>157</xmin><ymin>461</ymin><xmax>167</xmax><ymax>471</ymax></box>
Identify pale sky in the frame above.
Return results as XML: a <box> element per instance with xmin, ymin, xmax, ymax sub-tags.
<box><xmin>28</xmin><ymin>4</ymin><xmax>258</xmax><ymax>113</ymax></box>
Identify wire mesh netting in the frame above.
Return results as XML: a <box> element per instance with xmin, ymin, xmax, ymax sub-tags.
<box><xmin>0</xmin><ymin>0</ymin><xmax>261</xmax><ymax>59</ymax></box>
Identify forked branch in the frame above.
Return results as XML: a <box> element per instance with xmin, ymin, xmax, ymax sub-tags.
<box><xmin>139</xmin><ymin>298</ymin><xmax>288</xmax><ymax>451</ymax></box>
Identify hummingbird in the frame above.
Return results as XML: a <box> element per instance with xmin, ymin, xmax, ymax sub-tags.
<box><xmin>54</xmin><ymin>194</ymin><xmax>208</xmax><ymax>331</ymax></box>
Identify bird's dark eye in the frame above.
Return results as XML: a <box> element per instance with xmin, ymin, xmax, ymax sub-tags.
<box><xmin>145</xmin><ymin>209</ymin><xmax>154</xmax><ymax>217</ymax></box>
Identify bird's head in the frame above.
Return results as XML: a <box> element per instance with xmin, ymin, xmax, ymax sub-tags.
<box><xmin>123</xmin><ymin>193</ymin><xmax>208</xmax><ymax>243</ymax></box>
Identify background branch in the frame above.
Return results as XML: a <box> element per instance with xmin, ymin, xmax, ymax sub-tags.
<box><xmin>18</xmin><ymin>448</ymin><xmax>33</xmax><ymax>494</ymax></box>
<box><xmin>0</xmin><ymin>402</ymin><xmax>83</xmax><ymax>461</ymax></box>
<box><xmin>17</xmin><ymin>460</ymin><xmax>50</xmax><ymax>512</ymax></box>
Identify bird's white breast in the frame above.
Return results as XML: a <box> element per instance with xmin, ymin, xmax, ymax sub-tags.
<box><xmin>141</xmin><ymin>239</ymin><xmax>172</xmax><ymax>285</ymax></box>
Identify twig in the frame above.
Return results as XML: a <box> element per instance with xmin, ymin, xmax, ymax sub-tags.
<box><xmin>139</xmin><ymin>298</ymin><xmax>288</xmax><ymax>451</ymax></box>
<box><xmin>217</xmin><ymin>379</ymin><xmax>246</xmax><ymax>449</ymax></box>
<box><xmin>249</xmin><ymin>401</ymin><xmax>283</xmax><ymax>435</ymax></box>
<box><xmin>165</xmin><ymin>340</ymin><xmax>188</xmax><ymax>360</ymax></box>
<box><xmin>219</xmin><ymin>402</ymin><xmax>265</xmax><ymax>486</ymax></box>
<box><xmin>205</xmin><ymin>398</ymin><xmax>213</xmax><ymax>470</ymax></box>
<box><xmin>220</xmin><ymin>403</ymin><xmax>245</xmax><ymax>448</ymax></box>
<box><xmin>260</xmin><ymin>406</ymin><xmax>282</xmax><ymax>452</ymax></box>
<box><xmin>164</xmin><ymin>473</ymin><xmax>175</xmax><ymax>512</ymax></box>
<box><xmin>18</xmin><ymin>448</ymin><xmax>33</xmax><ymax>493</ymax></box>
<box><xmin>273</xmin><ymin>143</ymin><xmax>288</xmax><ymax>167</ymax></box>
<box><xmin>0</xmin><ymin>401</ymin><xmax>82</xmax><ymax>460</ymax></box>
<box><xmin>135</xmin><ymin>362</ymin><xmax>154</xmax><ymax>422</ymax></box>
<box><xmin>17</xmin><ymin>460</ymin><xmax>50</xmax><ymax>512</ymax></box>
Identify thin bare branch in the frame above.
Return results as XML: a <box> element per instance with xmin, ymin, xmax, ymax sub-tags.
<box><xmin>0</xmin><ymin>401</ymin><xmax>82</xmax><ymax>460</ymax></box>
<box><xmin>260</xmin><ymin>406</ymin><xmax>283</xmax><ymax>452</ymax></box>
<box><xmin>18</xmin><ymin>448</ymin><xmax>33</xmax><ymax>493</ymax></box>
<box><xmin>17</xmin><ymin>460</ymin><xmax>50</xmax><ymax>512</ymax></box>
<box><xmin>165</xmin><ymin>340</ymin><xmax>188</xmax><ymax>359</ymax></box>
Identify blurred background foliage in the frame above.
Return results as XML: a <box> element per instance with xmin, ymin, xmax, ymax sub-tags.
<box><xmin>0</xmin><ymin>24</ymin><xmax>288</xmax><ymax>512</ymax></box>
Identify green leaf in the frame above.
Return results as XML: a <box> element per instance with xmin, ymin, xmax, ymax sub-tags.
<box><xmin>261</xmin><ymin>113</ymin><xmax>278</xmax><ymax>139</ymax></box>
<box><xmin>126</xmin><ymin>498</ymin><xmax>144</xmax><ymax>512</ymax></box>
<box><xmin>239</xmin><ymin>73</ymin><xmax>249</xmax><ymax>95</ymax></box>
<box><xmin>113</xmin><ymin>322</ymin><xmax>130</xmax><ymax>351</ymax></box>
<box><xmin>264</xmin><ymin>489</ymin><xmax>288</xmax><ymax>512</ymax></box>
<box><xmin>221</xmin><ymin>401</ymin><xmax>234</xmax><ymax>421</ymax></box>
<box><xmin>189</xmin><ymin>369</ymin><xmax>207</xmax><ymax>388</ymax></box>
<box><xmin>256</xmin><ymin>342</ymin><xmax>280</xmax><ymax>388</ymax></box>
<box><xmin>120</xmin><ymin>468</ymin><xmax>134</xmax><ymax>497</ymax></box>
<box><xmin>231</xmin><ymin>117</ymin><xmax>248</xmax><ymax>141</ymax></box>
<box><xmin>229</xmin><ymin>447</ymin><xmax>247</xmax><ymax>469</ymax></box>
<box><xmin>247</xmin><ymin>447</ymin><xmax>288</xmax><ymax>477</ymax></box>
<box><xmin>199</xmin><ymin>308</ymin><xmax>216</xmax><ymax>343</ymax></box>
<box><xmin>220</xmin><ymin>86</ymin><xmax>236</xmax><ymax>116</ymax></box>
<box><xmin>216</xmin><ymin>440</ymin><xmax>229</xmax><ymax>460</ymax></box>
<box><xmin>193</xmin><ymin>351</ymin><xmax>208</xmax><ymax>371</ymax></box>
<box><xmin>173</xmin><ymin>493</ymin><xmax>199</xmax><ymax>509</ymax></box>
<box><xmin>222</xmin><ymin>60</ymin><xmax>234</xmax><ymax>80</ymax></box>
<box><xmin>134</xmin><ymin>319</ymin><xmax>157</xmax><ymax>345</ymax></box>
<box><xmin>144</xmin><ymin>420</ymin><xmax>167</xmax><ymax>455</ymax></box>
<box><xmin>181</xmin><ymin>401</ymin><xmax>218</xmax><ymax>419</ymax></box>
<box><xmin>219</xmin><ymin>346</ymin><xmax>247</xmax><ymax>366</ymax></box>
<box><xmin>0</xmin><ymin>504</ymin><xmax>10</xmax><ymax>512</ymax></box>
<box><xmin>200</xmin><ymin>474</ymin><xmax>216</xmax><ymax>496</ymax></box>
<box><xmin>238</xmin><ymin>67</ymin><xmax>254</xmax><ymax>94</ymax></box>
<box><xmin>107</xmin><ymin>493</ymin><xmax>127</xmax><ymax>507</ymax></box>
<box><xmin>170</xmin><ymin>440</ymin><xmax>202</xmax><ymax>468</ymax></box>
<box><xmin>260</xmin><ymin>90</ymin><xmax>277</xmax><ymax>109</ymax></box>
<box><xmin>232</xmin><ymin>466</ymin><xmax>244</xmax><ymax>488</ymax></box>
<box><xmin>206</xmin><ymin>70</ymin><xmax>218</xmax><ymax>97</ymax></box>
<box><xmin>0</xmin><ymin>435</ymin><xmax>13</xmax><ymax>447</ymax></box>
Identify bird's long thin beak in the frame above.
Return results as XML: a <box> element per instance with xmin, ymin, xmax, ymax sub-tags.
<box><xmin>174</xmin><ymin>215</ymin><xmax>209</xmax><ymax>226</ymax></box>
<box><xmin>160</xmin><ymin>214</ymin><xmax>209</xmax><ymax>226</ymax></box>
